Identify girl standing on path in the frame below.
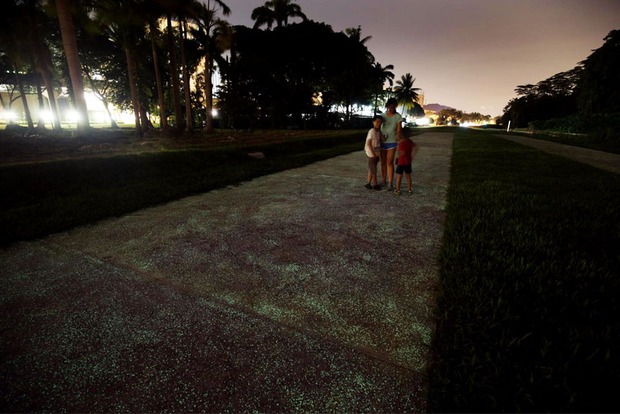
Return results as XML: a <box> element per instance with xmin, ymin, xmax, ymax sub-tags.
<box><xmin>380</xmin><ymin>98</ymin><xmax>403</xmax><ymax>191</ymax></box>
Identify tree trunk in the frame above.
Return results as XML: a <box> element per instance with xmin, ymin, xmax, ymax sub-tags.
<box><xmin>125</xmin><ymin>47</ymin><xmax>142</xmax><ymax>137</ymax></box>
<box><xmin>180</xmin><ymin>20</ymin><xmax>192</xmax><ymax>131</ymax></box>
<box><xmin>55</xmin><ymin>0</ymin><xmax>89</xmax><ymax>131</ymax></box>
<box><xmin>204</xmin><ymin>53</ymin><xmax>215</xmax><ymax>133</ymax></box>
<box><xmin>35</xmin><ymin>73</ymin><xmax>46</xmax><ymax>129</ymax></box>
<box><xmin>103</xmin><ymin>99</ymin><xmax>119</xmax><ymax>128</ymax></box>
<box><xmin>39</xmin><ymin>64</ymin><xmax>62</xmax><ymax>130</ymax></box>
<box><xmin>150</xmin><ymin>22</ymin><xmax>167</xmax><ymax>129</ymax></box>
<box><xmin>14</xmin><ymin>69</ymin><xmax>34</xmax><ymax>129</ymax></box>
<box><xmin>167</xmin><ymin>15</ymin><xmax>183</xmax><ymax>131</ymax></box>
<box><xmin>30</xmin><ymin>12</ymin><xmax>62</xmax><ymax>130</ymax></box>
<box><xmin>140</xmin><ymin>104</ymin><xmax>153</xmax><ymax>130</ymax></box>
<box><xmin>83</xmin><ymin>64</ymin><xmax>118</xmax><ymax>129</ymax></box>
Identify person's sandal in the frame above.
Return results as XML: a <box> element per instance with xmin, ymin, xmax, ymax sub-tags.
<box><xmin>394</xmin><ymin>190</ymin><xmax>401</xmax><ymax>195</ymax></box>
<box><xmin>408</xmin><ymin>190</ymin><xmax>413</xmax><ymax>196</ymax></box>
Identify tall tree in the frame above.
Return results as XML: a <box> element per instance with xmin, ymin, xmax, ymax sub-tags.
<box><xmin>54</xmin><ymin>0</ymin><xmax>90</xmax><ymax>131</ymax></box>
<box><xmin>154</xmin><ymin>0</ymin><xmax>193</xmax><ymax>131</ymax></box>
<box><xmin>503</xmin><ymin>67</ymin><xmax>581</xmax><ymax>128</ymax></box>
<box><xmin>191</xmin><ymin>0</ymin><xmax>231</xmax><ymax>133</ymax></box>
<box><xmin>251</xmin><ymin>0</ymin><xmax>307</xmax><ymax>30</ymax></box>
<box><xmin>577</xmin><ymin>29</ymin><xmax>620</xmax><ymax>114</ymax></box>
<box><xmin>222</xmin><ymin>21</ymin><xmax>380</xmax><ymax>128</ymax></box>
<box><xmin>92</xmin><ymin>0</ymin><xmax>148</xmax><ymax>136</ymax></box>
<box><xmin>371</xmin><ymin>62</ymin><xmax>394</xmax><ymax>115</ymax></box>
<box><xmin>180</xmin><ymin>19</ymin><xmax>193</xmax><ymax>131</ymax></box>
<box><xmin>394</xmin><ymin>73</ymin><xmax>421</xmax><ymax>116</ymax></box>
<box><xmin>142</xmin><ymin>2</ymin><xmax>169</xmax><ymax>129</ymax></box>
<box><xmin>25</xmin><ymin>0</ymin><xmax>63</xmax><ymax>130</ymax></box>
<box><xmin>0</xmin><ymin>1</ymin><xmax>32</xmax><ymax>128</ymax></box>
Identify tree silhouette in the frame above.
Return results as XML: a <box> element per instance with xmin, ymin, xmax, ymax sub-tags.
<box><xmin>251</xmin><ymin>0</ymin><xmax>307</xmax><ymax>30</ymax></box>
<box><xmin>372</xmin><ymin>62</ymin><xmax>395</xmax><ymax>114</ymax></box>
<box><xmin>92</xmin><ymin>0</ymin><xmax>149</xmax><ymax>136</ymax></box>
<box><xmin>55</xmin><ymin>0</ymin><xmax>90</xmax><ymax>131</ymax></box>
<box><xmin>577</xmin><ymin>29</ymin><xmax>620</xmax><ymax>114</ymax></box>
<box><xmin>394</xmin><ymin>73</ymin><xmax>421</xmax><ymax>116</ymax></box>
<box><xmin>190</xmin><ymin>0</ymin><xmax>232</xmax><ymax>133</ymax></box>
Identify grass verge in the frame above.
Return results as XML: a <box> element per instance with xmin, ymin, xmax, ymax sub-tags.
<box><xmin>429</xmin><ymin>128</ymin><xmax>619</xmax><ymax>411</ymax></box>
<box><xmin>0</xmin><ymin>132</ymin><xmax>363</xmax><ymax>245</ymax></box>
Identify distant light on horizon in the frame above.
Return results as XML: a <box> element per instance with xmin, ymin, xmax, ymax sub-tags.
<box><xmin>416</xmin><ymin>117</ymin><xmax>431</xmax><ymax>126</ymax></box>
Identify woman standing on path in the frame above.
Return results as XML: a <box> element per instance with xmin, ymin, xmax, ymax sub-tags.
<box><xmin>380</xmin><ymin>98</ymin><xmax>403</xmax><ymax>191</ymax></box>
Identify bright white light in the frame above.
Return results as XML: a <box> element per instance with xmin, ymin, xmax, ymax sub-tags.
<box><xmin>416</xmin><ymin>117</ymin><xmax>431</xmax><ymax>126</ymax></box>
<box><xmin>66</xmin><ymin>110</ymin><xmax>81</xmax><ymax>123</ymax></box>
<box><xmin>40</xmin><ymin>110</ymin><xmax>54</xmax><ymax>123</ymax></box>
<box><xmin>84</xmin><ymin>91</ymin><xmax>106</xmax><ymax>110</ymax></box>
<box><xmin>117</xmin><ymin>111</ymin><xmax>135</xmax><ymax>124</ymax></box>
<box><xmin>1</xmin><ymin>110</ymin><xmax>17</xmax><ymax>121</ymax></box>
<box><xmin>211</xmin><ymin>108</ymin><xmax>219</xmax><ymax>117</ymax></box>
<box><xmin>90</xmin><ymin>111</ymin><xmax>109</xmax><ymax>124</ymax></box>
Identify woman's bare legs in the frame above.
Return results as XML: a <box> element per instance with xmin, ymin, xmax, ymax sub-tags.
<box><xmin>380</xmin><ymin>148</ymin><xmax>396</xmax><ymax>188</ymax></box>
<box><xmin>386</xmin><ymin>148</ymin><xmax>396</xmax><ymax>189</ymax></box>
<box><xmin>380</xmin><ymin>149</ymin><xmax>388</xmax><ymax>185</ymax></box>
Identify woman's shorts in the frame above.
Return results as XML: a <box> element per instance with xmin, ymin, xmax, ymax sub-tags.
<box><xmin>396</xmin><ymin>164</ymin><xmax>412</xmax><ymax>174</ymax></box>
<box><xmin>381</xmin><ymin>142</ymin><xmax>397</xmax><ymax>150</ymax></box>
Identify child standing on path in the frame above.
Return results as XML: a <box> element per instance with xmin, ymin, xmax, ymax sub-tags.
<box><xmin>394</xmin><ymin>134</ymin><xmax>418</xmax><ymax>195</ymax></box>
<box><xmin>364</xmin><ymin>115</ymin><xmax>384</xmax><ymax>190</ymax></box>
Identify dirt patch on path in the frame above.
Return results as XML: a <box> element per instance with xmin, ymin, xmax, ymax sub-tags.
<box><xmin>496</xmin><ymin>134</ymin><xmax>620</xmax><ymax>174</ymax></box>
<box><xmin>0</xmin><ymin>132</ymin><xmax>453</xmax><ymax>412</ymax></box>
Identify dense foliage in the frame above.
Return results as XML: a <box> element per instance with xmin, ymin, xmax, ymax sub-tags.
<box><xmin>502</xmin><ymin>29</ymin><xmax>620</xmax><ymax>140</ymax></box>
<box><xmin>218</xmin><ymin>21</ymin><xmax>383</xmax><ymax>129</ymax></box>
<box><xmin>0</xmin><ymin>0</ymin><xmax>395</xmax><ymax>134</ymax></box>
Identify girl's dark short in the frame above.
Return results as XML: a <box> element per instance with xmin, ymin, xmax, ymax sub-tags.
<box><xmin>396</xmin><ymin>164</ymin><xmax>412</xmax><ymax>174</ymax></box>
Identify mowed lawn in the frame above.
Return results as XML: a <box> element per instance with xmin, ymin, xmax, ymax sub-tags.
<box><xmin>430</xmin><ymin>128</ymin><xmax>619</xmax><ymax>412</ymax></box>
<box><xmin>0</xmin><ymin>132</ymin><xmax>365</xmax><ymax>245</ymax></box>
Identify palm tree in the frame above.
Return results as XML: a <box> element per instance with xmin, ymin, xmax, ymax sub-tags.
<box><xmin>191</xmin><ymin>1</ymin><xmax>232</xmax><ymax>133</ymax></box>
<box><xmin>54</xmin><ymin>0</ymin><xmax>90</xmax><ymax>131</ymax></box>
<box><xmin>251</xmin><ymin>0</ymin><xmax>307</xmax><ymax>30</ymax></box>
<box><xmin>345</xmin><ymin>26</ymin><xmax>372</xmax><ymax>45</ymax></box>
<box><xmin>142</xmin><ymin>2</ymin><xmax>169</xmax><ymax>129</ymax></box>
<box><xmin>92</xmin><ymin>0</ymin><xmax>147</xmax><ymax>136</ymax></box>
<box><xmin>372</xmin><ymin>62</ymin><xmax>395</xmax><ymax>114</ymax></box>
<box><xmin>0</xmin><ymin>1</ymin><xmax>33</xmax><ymax>129</ymax></box>
<box><xmin>3</xmin><ymin>0</ymin><xmax>64</xmax><ymax>131</ymax></box>
<box><xmin>179</xmin><ymin>19</ymin><xmax>193</xmax><ymax>131</ymax></box>
<box><xmin>154</xmin><ymin>0</ymin><xmax>195</xmax><ymax>131</ymax></box>
<box><xmin>20</xmin><ymin>0</ymin><xmax>63</xmax><ymax>130</ymax></box>
<box><xmin>394</xmin><ymin>73</ymin><xmax>422</xmax><ymax>117</ymax></box>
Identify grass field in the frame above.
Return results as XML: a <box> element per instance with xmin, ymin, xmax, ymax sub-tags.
<box><xmin>429</xmin><ymin>128</ymin><xmax>619</xmax><ymax>412</ymax></box>
<box><xmin>0</xmin><ymin>131</ymin><xmax>365</xmax><ymax>245</ymax></box>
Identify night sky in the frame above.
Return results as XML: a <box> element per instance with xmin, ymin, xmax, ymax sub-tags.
<box><xmin>214</xmin><ymin>0</ymin><xmax>620</xmax><ymax>116</ymax></box>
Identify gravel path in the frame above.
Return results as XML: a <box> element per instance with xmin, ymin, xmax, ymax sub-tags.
<box><xmin>0</xmin><ymin>132</ymin><xmax>453</xmax><ymax>412</ymax></box>
<box><xmin>496</xmin><ymin>134</ymin><xmax>620</xmax><ymax>174</ymax></box>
